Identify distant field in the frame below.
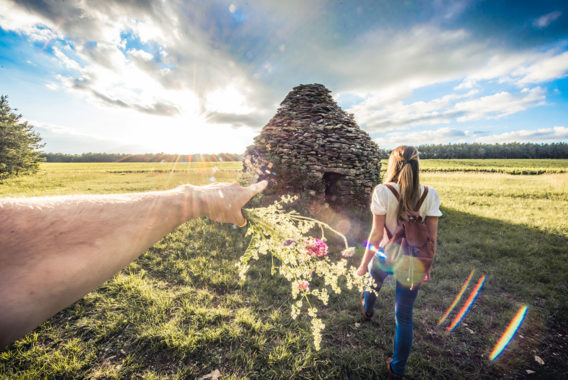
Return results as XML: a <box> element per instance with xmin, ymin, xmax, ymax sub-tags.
<box><xmin>1</xmin><ymin>159</ymin><xmax>567</xmax><ymax>197</ymax></box>
<box><xmin>1</xmin><ymin>160</ymin><xmax>568</xmax><ymax>378</ymax></box>
<box><xmin>418</xmin><ymin>158</ymin><xmax>568</xmax><ymax>174</ymax></box>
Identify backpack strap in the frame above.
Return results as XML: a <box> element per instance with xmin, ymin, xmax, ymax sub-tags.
<box><xmin>382</xmin><ymin>184</ymin><xmax>398</xmax><ymax>239</ymax></box>
<box><xmin>414</xmin><ymin>186</ymin><xmax>429</xmax><ymax>212</ymax></box>
<box><xmin>384</xmin><ymin>183</ymin><xmax>428</xmax><ymax>211</ymax></box>
<box><xmin>384</xmin><ymin>183</ymin><xmax>400</xmax><ymax>200</ymax></box>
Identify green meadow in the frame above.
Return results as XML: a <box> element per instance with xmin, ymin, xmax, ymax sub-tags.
<box><xmin>1</xmin><ymin>160</ymin><xmax>567</xmax><ymax>379</ymax></box>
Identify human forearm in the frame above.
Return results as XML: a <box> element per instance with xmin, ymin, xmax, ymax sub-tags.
<box><xmin>0</xmin><ymin>187</ymin><xmax>195</xmax><ymax>345</ymax></box>
<box><xmin>0</xmin><ymin>181</ymin><xmax>266</xmax><ymax>347</ymax></box>
<box><xmin>357</xmin><ymin>228</ymin><xmax>383</xmax><ymax>275</ymax></box>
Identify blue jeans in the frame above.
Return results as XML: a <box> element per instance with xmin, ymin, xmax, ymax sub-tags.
<box><xmin>363</xmin><ymin>255</ymin><xmax>420</xmax><ymax>376</ymax></box>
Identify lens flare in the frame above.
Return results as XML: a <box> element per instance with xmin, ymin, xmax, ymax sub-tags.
<box><xmin>438</xmin><ymin>269</ymin><xmax>476</xmax><ymax>326</ymax></box>
<box><xmin>393</xmin><ymin>255</ymin><xmax>425</xmax><ymax>289</ymax></box>
<box><xmin>489</xmin><ymin>306</ymin><xmax>528</xmax><ymax>361</ymax></box>
<box><xmin>447</xmin><ymin>275</ymin><xmax>486</xmax><ymax>332</ymax></box>
<box><xmin>365</xmin><ymin>242</ymin><xmax>394</xmax><ymax>273</ymax></box>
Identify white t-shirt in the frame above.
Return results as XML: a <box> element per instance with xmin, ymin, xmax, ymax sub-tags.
<box><xmin>370</xmin><ymin>182</ymin><xmax>442</xmax><ymax>246</ymax></box>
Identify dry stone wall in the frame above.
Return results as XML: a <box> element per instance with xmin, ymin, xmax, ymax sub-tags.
<box><xmin>243</xmin><ymin>83</ymin><xmax>382</xmax><ymax>215</ymax></box>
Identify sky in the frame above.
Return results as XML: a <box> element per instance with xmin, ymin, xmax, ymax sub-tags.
<box><xmin>0</xmin><ymin>0</ymin><xmax>567</xmax><ymax>154</ymax></box>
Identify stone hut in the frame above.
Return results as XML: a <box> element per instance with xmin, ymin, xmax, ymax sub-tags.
<box><xmin>243</xmin><ymin>84</ymin><xmax>382</xmax><ymax>233</ymax></box>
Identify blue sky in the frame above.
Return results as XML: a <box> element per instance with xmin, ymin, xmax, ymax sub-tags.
<box><xmin>0</xmin><ymin>0</ymin><xmax>567</xmax><ymax>153</ymax></box>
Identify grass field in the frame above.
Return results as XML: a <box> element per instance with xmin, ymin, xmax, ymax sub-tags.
<box><xmin>418</xmin><ymin>159</ymin><xmax>568</xmax><ymax>175</ymax></box>
<box><xmin>1</xmin><ymin>160</ymin><xmax>567</xmax><ymax>379</ymax></box>
<box><xmin>0</xmin><ymin>162</ymin><xmax>242</xmax><ymax>197</ymax></box>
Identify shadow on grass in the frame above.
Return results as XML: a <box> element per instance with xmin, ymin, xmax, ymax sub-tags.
<box><xmin>1</xmin><ymin>209</ymin><xmax>567</xmax><ymax>379</ymax></box>
<box><xmin>409</xmin><ymin>206</ymin><xmax>568</xmax><ymax>379</ymax></box>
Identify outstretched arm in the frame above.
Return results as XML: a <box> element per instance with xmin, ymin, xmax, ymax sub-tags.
<box><xmin>0</xmin><ymin>181</ymin><xmax>266</xmax><ymax>347</ymax></box>
<box><xmin>356</xmin><ymin>214</ymin><xmax>385</xmax><ymax>276</ymax></box>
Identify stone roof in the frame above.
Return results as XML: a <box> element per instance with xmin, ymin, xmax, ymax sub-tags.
<box><xmin>243</xmin><ymin>83</ymin><xmax>382</xmax><ymax>214</ymax></box>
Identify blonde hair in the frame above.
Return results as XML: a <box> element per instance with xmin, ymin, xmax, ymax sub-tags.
<box><xmin>383</xmin><ymin>145</ymin><xmax>420</xmax><ymax>220</ymax></box>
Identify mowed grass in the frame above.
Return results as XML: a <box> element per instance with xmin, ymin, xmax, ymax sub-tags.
<box><xmin>1</xmin><ymin>160</ymin><xmax>567</xmax><ymax>379</ymax></box>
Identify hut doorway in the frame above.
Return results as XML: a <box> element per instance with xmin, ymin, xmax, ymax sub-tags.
<box><xmin>323</xmin><ymin>172</ymin><xmax>344</xmax><ymax>206</ymax></box>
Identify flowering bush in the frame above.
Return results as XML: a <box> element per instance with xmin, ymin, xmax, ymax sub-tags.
<box><xmin>238</xmin><ymin>195</ymin><xmax>375</xmax><ymax>351</ymax></box>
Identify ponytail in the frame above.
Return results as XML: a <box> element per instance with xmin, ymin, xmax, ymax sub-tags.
<box><xmin>383</xmin><ymin>146</ymin><xmax>420</xmax><ymax>221</ymax></box>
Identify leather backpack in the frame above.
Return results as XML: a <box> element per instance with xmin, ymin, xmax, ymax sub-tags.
<box><xmin>381</xmin><ymin>184</ymin><xmax>435</xmax><ymax>289</ymax></box>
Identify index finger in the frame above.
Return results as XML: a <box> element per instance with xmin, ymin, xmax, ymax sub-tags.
<box><xmin>247</xmin><ymin>180</ymin><xmax>268</xmax><ymax>196</ymax></box>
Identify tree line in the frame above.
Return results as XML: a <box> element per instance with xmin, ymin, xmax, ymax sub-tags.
<box><xmin>41</xmin><ymin>152</ymin><xmax>242</xmax><ymax>163</ymax></box>
<box><xmin>380</xmin><ymin>143</ymin><xmax>568</xmax><ymax>159</ymax></box>
<box><xmin>46</xmin><ymin>142</ymin><xmax>568</xmax><ymax>163</ymax></box>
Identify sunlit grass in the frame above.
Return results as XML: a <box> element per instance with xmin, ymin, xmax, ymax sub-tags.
<box><xmin>0</xmin><ymin>162</ymin><xmax>242</xmax><ymax>197</ymax></box>
<box><xmin>1</xmin><ymin>161</ymin><xmax>567</xmax><ymax>378</ymax></box>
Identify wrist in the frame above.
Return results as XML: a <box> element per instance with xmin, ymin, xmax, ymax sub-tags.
<box><xmin>174</xmin><ymin>184</ymin><xmax>208</xmax><ymax>220</ymax></box>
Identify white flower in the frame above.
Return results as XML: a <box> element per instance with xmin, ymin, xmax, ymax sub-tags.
<box><xmin>239</xmin><ymin>196</ymin><xmax>357</xmax><ymax>351</ymax></box>
<box><xmin>341</xmin><ymin>247</ymin><xmax>356</xmax><ymax>257</ymax></box>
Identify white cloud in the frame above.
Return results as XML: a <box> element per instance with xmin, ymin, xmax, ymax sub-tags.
<box><xmin>52</xmin><ymin>46</ymin><xmax>82</xmax><ymax>71</ymax></box>
<box><xmin>350</xmin><ymin>86</ymin><xmax>545</xmax><ymax>132</ymax></box>
<box><xmin>1</xmin><ymin>0</ymin><xmax>567</xmax><ymax>154</ymax></box>
<box><xmin>45</xmin><ymin>82</ymin><xmax>59</xmax><ymax>91</ymax></box>
<box><xmin>475</xmin><ymin>126</ymin><xmax>568</xmax><ymax>144</ymax></box>
<box><xmin>533</xmin><ymin>11</ymin><xmax>562</xmax><ymax>29</ymax></box>
<box><xmin>374</xmin><ymin>125</ymin><xmax>568</xmax><ymax>148</ymax></box>
<box><xmin>454</xmin><ymin>78</ymin><xmax>478</xmax><ymax>90</ymax></box>
<box><xmin>127</xmin><ymin>49</ymin><xmax>154</xmax><ymax>62</ymax></box>
<box><xmin>0</xmin><ymin>0</ymin><xmax>59</xmax><ymax>40</ymax></box>
<box><xmin>454</xmin><ymin>87</ymin><xmax>546</xmax><ymax>122</ymax></box>
<box><xmin>515</xmin><ymin>51</ymin><xmax>568</xmax><ymax>84</ymax></box>
<box><xmin>318</xmin><ymin>25</ymin><xmax>488</xmax><ymax>93</ymax></box>
<box><xmin>373</xmin><ymin>127</ymin><xmax>470</xmax><ymax>148</ymax></box>
<box><xmin>0</xmin><ymin>0</ymin><xmax>278</xmax><ymax>127</ymax></box>
<box><xmin>457</xmin><ymin>49</ymin><xmax>568</xmax><ymax>87</ymax></box>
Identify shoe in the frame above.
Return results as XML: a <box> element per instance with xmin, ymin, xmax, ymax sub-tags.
<box><xmin>360</xmin><ymin>292</ymin><xmax>373</xmax><ymax>320</ymax></box>
<box><xmin>387</xmin><ymin>357</ymin><xmax>403</xmax><ymax>379</ymax></box>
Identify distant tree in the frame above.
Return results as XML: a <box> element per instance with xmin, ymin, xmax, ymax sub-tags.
<box><xmin>0</xmin><ymin>96</ymin><xmax>44</xmax><ymax>179</ymax></box>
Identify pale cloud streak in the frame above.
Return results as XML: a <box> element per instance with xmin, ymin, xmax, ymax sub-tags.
<box><xmin>533</xmin><ymin>11</ymin><xmax>563</xmax><ymax>29</ymax></box>
<box><xmin>453</xmin><ymin>87</ymin><xmax>546</xmax><ymax>122</ymax></box>
<box><xmin>374</xmin><ymin>127</ymin><xmax>470</xmax><ymax>148</ymax></box>
<box><xmin>475</xmin><ymin>126</ymin><xmax>568</xmax><ymax>144</ymax></box>
<box><xmin>374</xmin><ymin>126</ymin><xmax>568</xmax><ymax>148</ymax></box>
<box><xmin>348</xmin><ymin>87</ymin><xmax>545</xmax><ymax>132</ymax></box>
<box><xmin>515</xmin><ymin>51</ymin><xmax>568</xmax><ymax>84</ymax></box>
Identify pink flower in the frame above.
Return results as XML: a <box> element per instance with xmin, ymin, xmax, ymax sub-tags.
<box><xmin>297</xmin><ymin>280</ymin><xmax>309</xmax><ymax>291</ymax></box>
<box><xmin>305</xmin><ymin>238</ymin><xmax>328</xmax><ymax>257</ymax></box>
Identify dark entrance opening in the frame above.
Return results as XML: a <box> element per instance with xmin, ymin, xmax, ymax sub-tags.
<box><xmin>323</xmin><ymin>172</ymin><xmax>344</xmax><ymax>206</ymax></box>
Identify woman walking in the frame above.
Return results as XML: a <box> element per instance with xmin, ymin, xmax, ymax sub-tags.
<box><xmin>356</xmin><ymin>145</ymin><xmax>442</xmax><ymax>378</ymax></box>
